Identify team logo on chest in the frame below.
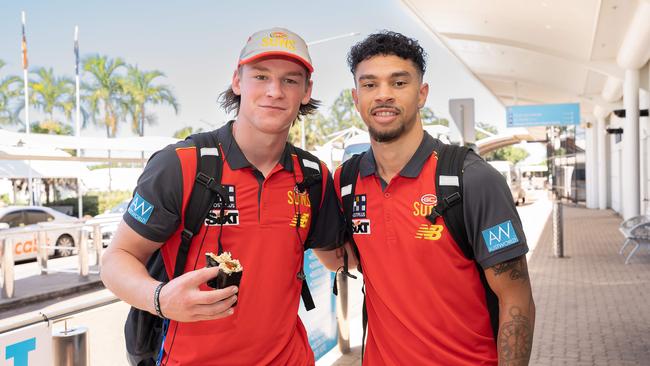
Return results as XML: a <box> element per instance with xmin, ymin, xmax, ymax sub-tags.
<box><xmin>205</xmin><ymin>185</ymin><xmax>239</xmax><ymax>226</ymax></box>
<box><xmin>412</xmin><ymin>193</ymin><xmax>444</xmax><ymax>240</ymax></box>
<box><xmin>352</xmin><ymin>194</ymin><xmax>371</xmax><ymax>235</ymax></box>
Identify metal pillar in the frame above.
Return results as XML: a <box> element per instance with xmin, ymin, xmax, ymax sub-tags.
<box><xmin>622</xmin><ymin>69</ymin><xmax>640</xmax><ymax>219</ymax></box>
<box><xmin>597</xmin><ymin>115</ymin><xmax>609</xmax><ymax>209</ymax></box>
<box><xmin>585</xmin><ymin>121</ymin><xmax>598</xmax><ymax>208</ymax></box>
<box><xmin>52</xmin><ymin>325</ymin><xmax>89</xmax><ymax>366</ymax></box>
<box><xmin>553</xmin><ymin>200</ymin><xmax>564</xmax><ymax>258</ymax></box>
<box><xmin>1</xmin><ymin>238</ymin><xmax>15</xmax><ymax>298</ymax></box>
<box><xmin>336</xmin><ymin>272</ymin><xmax>350</xmax><ymax>353</ymax></box>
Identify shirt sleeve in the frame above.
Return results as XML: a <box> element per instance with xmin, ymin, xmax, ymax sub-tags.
<box><xmin>305</xmin><ymin>164</ymin><xmax>345</xmax><ymax>251</ymax></box>
<box><xmin>122</xmin><ymin>143</ymin><xmax>186</xmax><ymax>243</ymax></box>
<box><xmin>462</xmin><ymin>152</ymin><xmax>529</xmax><ymax>269</ymax></box>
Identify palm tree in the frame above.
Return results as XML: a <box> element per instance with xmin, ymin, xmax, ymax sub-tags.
<box><xmin>82</xmin><ymin>55</ymin><xmax>126</xmax><ymax>137</ymax></box>
<box><xmin>24</xmin><ymin>67</ymin><xmax>75</xmax><ymax>131</ymax></box>
<box><xmin>119</xmin><ymin>65</ymin><xmax>179</xmax><ymax>136</ymax></box>
<box><xmin>0</xmin><ymin>60</ymin><xmax>22</xmax><ymax>126</ymax></box>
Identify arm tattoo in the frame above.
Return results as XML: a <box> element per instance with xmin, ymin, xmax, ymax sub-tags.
<box><xmin>498</xmin><ymin>306</ymin><xmax>533</xmax><ymax>366</ymax></box>
<box><xmin>491</xmin><ymin>257</ymin><xmax>528</xmax><ymax>281</ymax></box>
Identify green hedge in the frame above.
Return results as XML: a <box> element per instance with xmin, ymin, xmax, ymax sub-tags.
<box><xmin>44</xmin><ymin>190</ymin><xmax>132</xmax><ymax>217</ymax></box>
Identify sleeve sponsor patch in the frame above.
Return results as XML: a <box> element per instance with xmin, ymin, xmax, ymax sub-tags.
<box><xmin>481</xmin><ymin>220</ymin><xmax>519</xmax><ymax>252</ymax></box>
<box><xmin>128</xmin><ymin>193</ymin><xmax>154</xmax><ymax>224</ymax></box>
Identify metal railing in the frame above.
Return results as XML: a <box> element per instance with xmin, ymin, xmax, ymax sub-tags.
<box><xmin>0</xmin><ymin>218</ymin><xmax>120</xmax><ymax>299</ymax></box>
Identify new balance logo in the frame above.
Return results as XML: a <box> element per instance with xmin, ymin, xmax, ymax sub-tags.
<box><xmin>482</xmin><ymin>220</ymin><xmax>519</xmax><ymax>252</ymax></box>
<box><xmin>205</xmin><ymin>210</ymin><xmax>240</xmax><ymax>226</ymax></box>
<box><xmin>415</xmin><ymin>224</ymin><xmax>443</xmax><ymax>241</ymax></box>
<box><xmin>128</xmin><ymin>193</ymin><xmax>154</xmax><ymax>224</ymax></box>
<box><xmin>352</xmin><ymin>219</ymin><xmax>371</xmax><ymax>234</ymax></box>
<box><xmin>290</xmin><ymin>213</ymin><xmax>310</xmax><ymax>228</ymax></box>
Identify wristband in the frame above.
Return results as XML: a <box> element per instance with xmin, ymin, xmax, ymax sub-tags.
<box><xmin>154</xmin><ymin>282</ymin><xmax>168</xmax><ymax>319</ymax></box>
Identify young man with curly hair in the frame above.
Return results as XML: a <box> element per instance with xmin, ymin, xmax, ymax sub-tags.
<box><xmin>316</xmin><ymin>31</ymin><xmax>535</xmax><ymax>365</ymax></box>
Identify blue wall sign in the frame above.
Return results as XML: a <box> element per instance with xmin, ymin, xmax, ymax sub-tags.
<box><xmin>506</xmin><ymin>103</ymin><xmax>580</xmax><ymax>127</ymax></box>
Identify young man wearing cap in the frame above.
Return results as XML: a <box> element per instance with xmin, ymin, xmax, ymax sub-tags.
<box><xmin>102</xmin><ymin>27</ymin><xmax>344</xmax><ymax>365</ymax></box>
<box><xmin>316</xmin><ymin>31</ymin><xmax>535</xmax><ymax>365</ymax></box>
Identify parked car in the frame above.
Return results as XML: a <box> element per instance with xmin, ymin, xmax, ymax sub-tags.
<box><xmin>487</xmin><ymin>161</ymin><xmax>526</xmax><ymax>205</ymax></box>
<box><xmin>88</xmin><ymin>199</ymin><xmax>129</xmax><ymax>247</ymax></box>
<box><xmin>0</xmin><ymin>206</ymin><xmax>82</xmax><ymax>261</ymax></box>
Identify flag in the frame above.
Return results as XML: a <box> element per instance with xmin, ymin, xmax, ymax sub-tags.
<box><xmin>74</xmin><ymin>29</ymin><xmax>79</xmax><ymax>75</ymax></box>
<box><xmin>21</xmin><ymin>20</ymin><xmax>28</xmax><ymax>70</ymax></box>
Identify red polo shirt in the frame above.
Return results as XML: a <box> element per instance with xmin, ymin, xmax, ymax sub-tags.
<box><xmin>124</xmin><ymin>122</ymin><xmax>344</xmax><ymax>365</ymax></box>
<box><xmin>334</xmin><ymin>133</ymin><xmax>528</xmax><ymax>365</ymax></box>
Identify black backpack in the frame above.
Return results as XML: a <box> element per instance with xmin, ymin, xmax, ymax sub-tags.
<box><xmin>124</xmin><ymin>131</ymin><xmax>324</xmax><ymax>366</ymax></box>
<box><xmin>337</xmin><ymin>142</ymin><xmax>499</xmax><ymax>358</ymax></box>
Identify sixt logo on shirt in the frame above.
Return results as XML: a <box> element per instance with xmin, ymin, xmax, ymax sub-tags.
<box><xmin>352</xmin><ymin>219</ymin><xmax>371</xmax><ymax>234</ymax></box>
<box><xmin>128</xmin><ymin>193</ymin><xmax>154</xmax><ymax>224</ymax></box>
<box><xmin>205</xmin><ymin>210</ymin><xmax>240</xmax><ymax>226</ymax></box>
<box><xmin>482</xmin><ymin>220</ymin><xmax>519</xmax><ymax>252</ymax></box>
<box><xmin>352</xmin><ymin>194</ymin><xmax>367</xmax><ymax>218</ymax></box>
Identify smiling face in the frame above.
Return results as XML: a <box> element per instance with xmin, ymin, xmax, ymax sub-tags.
<box><xmin>232</xmin><ymin>56</ymin><xmax>313</xmax><ymax>135</ymax></box>
<box><xmin>352</xmin><ymin>54</ymin><xmax>428</xmax><ymax>143</ymax></box>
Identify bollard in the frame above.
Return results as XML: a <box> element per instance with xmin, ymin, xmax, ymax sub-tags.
<box><xmin>1</xmin><ymin>238</ymin><xmax>15</xmax><ymax>298</ymax></box>
<box><xmin>78</xmin><ymin>231</ymin><xmax>89</xmax><ymax>278</ymax></box>
<box><xmin>93</xmin><ymin>225</ymin><xmax>102</xmax><ymax>268</ymax></box>
<box><xmin>553</xmin><ymin>200</ymin><xmax>564</xmax><ymax>258</ymax></box>
<box><xmin>52</xmin><ymin>325</ymin><xmax>89</xmax><ymax>366</ymax></box>
<box><xmin>37</xmin><ymin>230</ymin><xmax>48</xmax><ymax>275</ymax></box>
<box><xmin>336</xmin><ymin>272</ymin><xmax>350</xmax><ymax>354</ymax></box>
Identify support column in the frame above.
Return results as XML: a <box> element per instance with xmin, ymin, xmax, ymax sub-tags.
<box><xmin>622</xmin><ymin>69</ymin><xmax>640</xmax><ymax>220</ymax></box>
<box><xmin>597</xmin><ymin>114</ymin><xmax>609</xmax><ymax>209</ymax></box>
<box><xmin>585</xmin><ymin>120</ymin><xmax>598</xmax><ymax>208</ymax></box>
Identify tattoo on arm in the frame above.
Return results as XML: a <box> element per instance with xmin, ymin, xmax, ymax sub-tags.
<box><xmin>491</xmin><ymin>257</ymin><xmax>528</xmax><ymax>281</ymax></box>
<box><xmin>498</xmin><ymin>306</ymin><xmax>533</xmax><ymax>366</ymax></box>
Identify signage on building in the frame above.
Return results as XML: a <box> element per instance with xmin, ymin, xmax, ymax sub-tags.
<box><xmin>507</xmin><ymin>103</ymin><xmax>580</xmax><ymax>127</ymax></box>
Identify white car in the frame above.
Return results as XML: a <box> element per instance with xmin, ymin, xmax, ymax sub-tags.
<box><xmin>0</xmin><ymin>206</ymin><xmax>82</xmax><ymax>262</ymax></box>
<box><xmin>88</xmin><ymin>199</ymin><xmax>129</xmax><ymax>247</ymax></box>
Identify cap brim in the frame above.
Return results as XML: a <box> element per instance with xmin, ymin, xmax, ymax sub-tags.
<box><xmin>238</xmin><ymin>51</ymin><xmax>314</xmax><ymax>73</ymax></box>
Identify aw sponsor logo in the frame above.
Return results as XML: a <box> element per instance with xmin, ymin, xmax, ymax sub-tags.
<box><xmin>482</xmin><ymin>220</ymin><xmax>519</xmax><ymax>252</ymax></box>
<box><xmin>290</xmin><ymin>212</ymin><xmax>310</xmax><ymax>229</ymax></box>
<box><xmin>352</xmin><ymin>219</ymin><xmax>371</xmax><ymax>235</ymax></box>
<box><xmin>415</xmin><ymin>224</ymin><xmax>444</xmax><ymax>241</ymax></box>
<box><xmin>128</xmin><ymin>193</ymin><xmax>154</xmax><ymax>224</ymax></box>
<box><xmin>412</xmin><ymin>193</ymin><xmax>437</xmax><ymax>217</ymax></box>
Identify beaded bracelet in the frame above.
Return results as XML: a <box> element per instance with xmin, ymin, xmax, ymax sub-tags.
<box><xmin>154</xmin><ymin>282</ymin><xmax>168</xmax><ymax>319</ymax></box>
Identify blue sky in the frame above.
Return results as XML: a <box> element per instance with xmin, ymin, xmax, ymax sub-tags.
<box><xmin>0</xmin><ymin>0</ymin><xmax>506</xmax><ymax>139</ymax></box>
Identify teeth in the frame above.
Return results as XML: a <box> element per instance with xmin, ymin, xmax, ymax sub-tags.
<box><xmin>375</xmin><ymin>111</ymin><xmax>396</xmax><ymax>116</ymax></box>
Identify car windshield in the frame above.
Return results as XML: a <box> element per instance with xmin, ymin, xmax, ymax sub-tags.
<box><xmin>109</xmin><ymin>201</ymin><xmax>129</xmax><ymax>214</ymax></box>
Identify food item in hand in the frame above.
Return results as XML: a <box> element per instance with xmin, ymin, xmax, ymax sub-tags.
<box><xmin>205</xmin><ymin>252</ymin><xmax>243</xmax><ymax>290</ymax></box>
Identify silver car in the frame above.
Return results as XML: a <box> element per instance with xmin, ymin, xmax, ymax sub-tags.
<box><xmin>0</xmin><ymin>206</ymin><xmax>81</xmax><ymax>261</ymax></box>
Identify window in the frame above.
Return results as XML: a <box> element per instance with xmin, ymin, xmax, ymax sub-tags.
<box><xmin>0</xmin><ymin>211</ymin><xmax>25</xmax><ymax>228</ymax></box>
<box><xmin>24</xmin><ymin>210</ymin><xmax>54</xmax><ymax>225</ymax></box>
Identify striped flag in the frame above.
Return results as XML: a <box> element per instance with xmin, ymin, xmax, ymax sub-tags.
<box><xmin>21</xmin><ymin>13</ymin><xmax>28</xmax><ymax>70</ymax></box>
<box><xmin>74</xmin><ymin>27</ymin><xmax>79</xmax><ymax>75</ymax></box>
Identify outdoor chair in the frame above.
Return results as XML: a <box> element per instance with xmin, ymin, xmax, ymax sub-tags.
<box><xmin>620</xmin><ymin>221</ymin><xmax>650</xmax><ymax>264</ymax></box>
<box><xmin>619</xmin><ymin>214</ymin><xmax>650</xmax><ymax>255</ymax></box>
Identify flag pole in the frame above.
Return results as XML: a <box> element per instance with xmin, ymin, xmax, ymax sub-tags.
<box><xmin>75</xmin><ymin>25</ymin><xmax>83</xmax><ymax>218</ymax></box>
<box><xmin>22</xmin><ymin>10</ymin><xmax>34</xmax><ymax>205</ymax></box>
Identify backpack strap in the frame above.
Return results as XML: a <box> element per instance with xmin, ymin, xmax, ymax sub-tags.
<box><xmin>427</xmin><ymin>143</ymin><xmax>472</xmax><ymax>258</ymax></box>
<box><xmin>292</xmin><ymin>146</ymin><xmax>325</xmax><ymax>311</ymax></box>
<box><xmin>429</xmin><ymin>143</ymin><xmax>500</xmax><ymax>340</ymax></box>
<box><xmin>337</xmin><ymin>152</ymin><xmax>367</xmax><ymax>356</ymax></box>
<box><xmin>172</xmin><ymin>131</ymin><xmax>228</xmax><ymax>279</ymax></box>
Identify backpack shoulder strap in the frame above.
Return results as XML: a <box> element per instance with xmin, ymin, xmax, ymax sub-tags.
<box><xmin>428</xmin><ymin>143</ymin><xmax>473</xmax><ymax>259</ymax></box>
<box><xmin>172</xmin><ymin>131</ymin><xmax>228</xmax><ymax>279</ymax></box>
<box><xmin>292</xmin><ymin>146</ymin><xmax>323</xmax><ymax>247</ymax></box>
<box><xmin>339</xmin><ymin>152</ymin><xmax>364</xmax><ymax>274</ymax></box>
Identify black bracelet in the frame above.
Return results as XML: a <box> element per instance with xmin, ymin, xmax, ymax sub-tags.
<box><xmin>154</xmin><ymin>282</ymin><xmax>168</xmax><ymax>319</ymax></box>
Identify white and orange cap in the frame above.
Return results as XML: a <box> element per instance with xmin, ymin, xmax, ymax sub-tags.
<box><xmin>238</xmin><ymin>27</ymin><xmax>314</xmax><ymax>73</ymax></box>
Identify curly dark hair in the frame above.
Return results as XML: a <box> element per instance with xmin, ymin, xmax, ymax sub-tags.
<box><xmin>347</xmin><ymin>30</ymin><xmax>427</xmax><ymax>78</ymax></box>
